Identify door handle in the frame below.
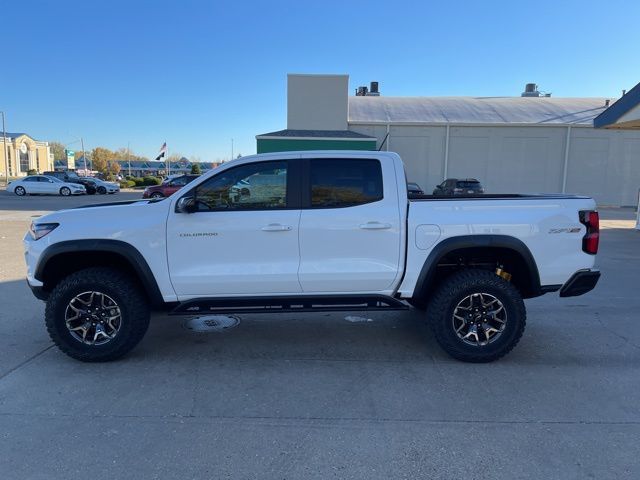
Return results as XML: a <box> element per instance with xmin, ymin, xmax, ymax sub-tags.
<box><xmin>359</xmin><ymin>222</ymin><xmax>392</xmax><ymax>230</ymax></box>
<box><xmin>261</xmin><ymin>223</ymin><xmax>292</xmax><ymax>232</ymax></box>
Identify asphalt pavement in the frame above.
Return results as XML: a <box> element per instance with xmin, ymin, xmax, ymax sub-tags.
<box><xmin>0</xmin><ymin>193</ymin><xmax>639</xmax><ymax>479</ymax></box>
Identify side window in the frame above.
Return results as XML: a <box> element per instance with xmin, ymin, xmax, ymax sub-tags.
<box><xmin>192</xmin><ymin>161</ymin><xmax>287</xmax><ymax>211</ymax></box>
<box><xmin>309</xmin><ymin>159</ymin><xmax>383</xmax><ymax>208</ymax></box>
<box><xmin>171</xmin><ymin>177</ymin><xmax>188</xmax><ymax>187</ymax></box>
<box><xmin>24</xmin><ymin>177</ymin><xmax>37</xmax><ymax>182</ymax></box>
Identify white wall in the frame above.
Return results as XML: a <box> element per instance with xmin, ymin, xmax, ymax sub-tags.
<box><xmin>287</xmin><ymin>74</ymin><xmax>348</xmax><ymax>131</ymax></box>
<box><xmin>350</xmin><ymin>123</ymin><xmax>640</xmax><ymax>206</ymax></box>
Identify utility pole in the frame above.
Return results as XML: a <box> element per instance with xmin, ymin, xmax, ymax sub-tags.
<box><xmin>1</xmin><ymin>111</ymin><xmax>8</xmax><ymax>183</ymax></box>
<box><xmin>127</xmin><ymin>142</ymin><xmax>131</xmax><ymax>177</ymax></box>
<box><xmin>80</xmin><ymin>137</ymin><xmax>87</xmax><ymax>175</ymax></box>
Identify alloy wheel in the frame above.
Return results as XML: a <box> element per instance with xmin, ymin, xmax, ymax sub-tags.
<box><xmin>452</xmin><ymin>292</ymin><xmax>507</xmax><ymax>346</ymax></box>
<box><xmin>64</xmin><ymin>291</ymin><xmax>122</xmax><ymax>345</ymax></box>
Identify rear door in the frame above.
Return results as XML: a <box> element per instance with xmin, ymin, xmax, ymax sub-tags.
<box><xmin>298</xmin><ymin>157</ymin><xmax>402</xmax><ymax>293</ymax></box>
<box><xmin>22</xmin><ymin>177</ymin><xmax>41</xmax><ymax>193</ymax></box>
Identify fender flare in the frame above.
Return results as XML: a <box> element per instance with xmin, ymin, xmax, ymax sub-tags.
<box><xmin>411</xmin><ymin>235</ymin><xmax>541</xmax><ymax>300</ymax></box>
<box><xmin>35</xmin><ymin>239</ymin><xmax>165</xmax><ymax>307</ymax></box>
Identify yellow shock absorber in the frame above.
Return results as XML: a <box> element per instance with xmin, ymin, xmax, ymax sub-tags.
<box><xmin>496</xmin><ymin>266</ymin><xmax>512</xmax><ymax>282</ymax></box>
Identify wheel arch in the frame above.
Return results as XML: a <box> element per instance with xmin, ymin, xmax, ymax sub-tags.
<box><xmin>35</xmin><ymin>239</ymin><xmax>164</xmax><ymax>307</ymax></box>
<box><xmin>411</xmin><ymin>235</ymin><xmax>541</xmax><ymax>302</ymax></box>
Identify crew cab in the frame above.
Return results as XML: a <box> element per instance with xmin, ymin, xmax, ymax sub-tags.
<box><xmin>24</xmin><ymin>151</ymin><xmax>600</xmax><ymax>363</ymax></box>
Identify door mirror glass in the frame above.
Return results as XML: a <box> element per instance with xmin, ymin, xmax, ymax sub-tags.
<box><xmin>176</xmin><ymin>196</ymin><xmax>197</xmax><ymax>213</ymax></box>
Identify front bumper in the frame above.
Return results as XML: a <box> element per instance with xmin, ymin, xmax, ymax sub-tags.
<box><xmin>28</xmin><ymin>281</ymin><xmax>48</xmax><ymax>301</ymax></box>
<box><xmin>559</xmin><ymin>269</ymin><xmax>601</xmax><ymax>297</ymax></box>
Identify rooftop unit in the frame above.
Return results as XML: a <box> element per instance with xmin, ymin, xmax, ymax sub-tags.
<box><xmin>521</xmin><ymin>83</ymin><xmax>551</xmax><ymax>97</ymax></box>
<box><xmin>355</xmin><ymin>81</ymin><xmax>380</xmax><ymax>96</ymax></box>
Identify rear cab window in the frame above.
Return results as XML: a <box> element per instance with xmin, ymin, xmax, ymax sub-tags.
<box><xmin>309</xmin><ymin>159</ymin><xmax>383</xmax><ymax>208</ymax></box>
<box><xmin>457</xmin><ymin>180</ymin><xmax>480</xmax><ymax>188</ymax></box>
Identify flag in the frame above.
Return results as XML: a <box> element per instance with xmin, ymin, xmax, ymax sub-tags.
<box><xmin>155</xmin><ymin>142</ymin><xmax>167</xmax><ymax>161</ymax></box>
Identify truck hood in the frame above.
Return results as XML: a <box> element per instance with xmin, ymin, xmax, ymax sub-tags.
<box><xmin>34</xmin><ymin>198</ymin><xmax>167</xmax><ymax>225</ymax></box>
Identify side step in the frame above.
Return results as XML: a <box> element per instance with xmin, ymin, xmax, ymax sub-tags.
<box><xmin>170</xmin><ymin>294</ymin><xmax>409</xmax><ymax>316</ymax></box>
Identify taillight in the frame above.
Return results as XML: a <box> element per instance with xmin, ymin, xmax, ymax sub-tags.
<box><xmin>579</xmin><ymin>210</ymin><xmax>599</xmax><ymax>255</ymax></box>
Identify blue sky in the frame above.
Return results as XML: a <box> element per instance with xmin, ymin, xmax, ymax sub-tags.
<box><xmin>3</xmin><ymin>0</ymin><xmax>639</xmax><ymax>161</ymax></box>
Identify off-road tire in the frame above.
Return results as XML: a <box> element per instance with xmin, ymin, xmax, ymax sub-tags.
<box><xmin>427</xmin><ymin>269</ymin><xmax>526</xmax><ymax>363</ymax></box>
<box><xmin>45</xmin><ymin>267</ymin><xmax>150</xmax><ymax>362</ymax></box>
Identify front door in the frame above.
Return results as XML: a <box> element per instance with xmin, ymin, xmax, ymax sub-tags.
<box><xmin>166</xmin><ymin>159</ymin><xmax>302</xmax><ymax>297</ymax></box>
<box><xmin>298</xmin><ymin>157</ymin><xmax>402</xmax><ymax>293</ymax></box>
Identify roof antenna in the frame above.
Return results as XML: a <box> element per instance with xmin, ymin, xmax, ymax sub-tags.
<box><xmin>378</xmin><ymin>133</ymin><xmax>389</xmax><ymax>151</ymax></box>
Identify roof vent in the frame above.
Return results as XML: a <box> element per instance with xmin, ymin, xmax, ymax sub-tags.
<box><xmin>521</xmin><ymin>83</ymin><xmax>551</xmax><ymax>97</ymax></box>
<box><xmin>367</xmin><ymin>81</ymin><xmax>380</xmax><ymax>96</ymax></box>
<box><xmin>355</xmin><ymin>82</ymin><xmax>381</xmax><ymax>96</ymax></box>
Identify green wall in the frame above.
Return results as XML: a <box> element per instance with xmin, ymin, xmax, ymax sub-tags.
<box><xmin>257</xmin><ymin>138</ymin><xmax>377</xmax><ymax>154</ymax></box>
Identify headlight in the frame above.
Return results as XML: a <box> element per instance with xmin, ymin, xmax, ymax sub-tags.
<box><xmin>29</xmin><ymin>222</ymin><xmax>59</xmax><ymax>240</ymax></box>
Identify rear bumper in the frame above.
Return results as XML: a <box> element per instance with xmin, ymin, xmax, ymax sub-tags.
<box><xmin>559</xmin><ymin>269</ymin><xmax>601</xmax><ymax>297</ymax></box>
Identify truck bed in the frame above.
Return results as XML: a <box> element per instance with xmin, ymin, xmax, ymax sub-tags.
<box><xmin>409</xmin><ymin>193</ymin><xmax>591</xmax><ymax>201</ymax></box>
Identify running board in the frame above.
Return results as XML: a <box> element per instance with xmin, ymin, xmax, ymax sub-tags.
<box><xmin>170</xmin><ymin>294</ymin><xmax>409</xmax><ymax>315</ymax></box>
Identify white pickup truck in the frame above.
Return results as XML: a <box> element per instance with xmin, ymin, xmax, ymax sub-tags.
<box><xmin>24</xmin><ymin>151</ymin><xmax>601</xmax><ymax>363</ymax></box>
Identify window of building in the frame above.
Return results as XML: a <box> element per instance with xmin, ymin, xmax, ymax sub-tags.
<box><xmin>309</xmin><ymin>159</ymin><xmax>383</xmax><ymax>208</ymax></box>
<box><xmin>19</xmin><ymin>146</ymin><xmax>29</xmax><ymax>173</ymax></box>
<box><xmin>192</xmin><ymin>161</ymin><xmax>287</xmax><ymax>211</ymax></box>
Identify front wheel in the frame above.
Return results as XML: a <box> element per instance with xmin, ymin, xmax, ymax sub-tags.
<box><xmin>150</xmin><ymin>192</ymin><xmax>164</xmax><ymax>199</ymax></box>
<box><xmin>60</xmin><ymin>187</ymin><xmax>71</xmax><ymax>196</ymax></box>
<box><xmin>97</xmin><ymin>186</ymin><xmax>107</xmax><ymax>194</ymax></box>
<box><xmin>45</xmin><ymin>267</ymin><xmax>150</xmax><ymax>362</ymax></box>
<box><xmin>427</xmin><ymin>269</ymin><xmax>526</xmax><ymax>363</ymax></box>
<box><xmin>14</xmin><ymin>186</ymin><xmax>26</xmax><ymax>196</ymax></box>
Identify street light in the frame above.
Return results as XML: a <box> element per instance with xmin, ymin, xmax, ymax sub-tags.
<box><xmin>1</xmin><ymin>111</ymin><xmax>8</xmax><ymax>184</ymax></box>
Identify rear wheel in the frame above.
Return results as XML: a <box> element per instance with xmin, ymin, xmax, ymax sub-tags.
<box><xmin>427</xmin><ymin>269</ymin><xmax>526</xmax><ymax>363</ymax></box>
<box><xmin>14</xmin><ymin>186</ymin><xmax>26</xmax><ymax>196</ymax></box>
<box><xmin>60</xmin><ymin>187</ymin><xmax>71</xmax><ymax>196</ymax></box>
<box><xmin>45</xmin><ymin>267</ymin><xmax>150</xmax><ymax>362</ymax></box>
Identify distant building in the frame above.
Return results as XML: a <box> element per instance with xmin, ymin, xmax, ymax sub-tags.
<box><xmin>57</xmin><ymin>157</ymin><xmax>221</xmax><ymax>177</ymax></box>
<box><xmin>0</xmin><ymin>133</ymin><xmax>53</xmax><ymax>177</ymax></box>
<box><xmin>258</xmin><ymin>74</ymin><xmax>640</xmax><ymax>206</ymax></box>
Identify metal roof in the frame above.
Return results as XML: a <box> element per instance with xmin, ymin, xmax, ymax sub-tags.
<box><xmin>348</xmin><ymin>96</ymin><xmax>612</xmax><ymax>126</ymax></box>
<box><xmin>594</xmin><ymin>81</ymin><xmax>640</xmax><ymax>129</ymax></box>
<box><xmin>257</xmin><ymin>129</ymin><xmax>375</xmax><ymax>139</ymax></box>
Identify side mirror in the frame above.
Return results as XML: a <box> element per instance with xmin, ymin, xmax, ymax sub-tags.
<box><xmin>176</xmin><ymin>196</ymin><xmax>197</xmax><ymax>214</ymax></box>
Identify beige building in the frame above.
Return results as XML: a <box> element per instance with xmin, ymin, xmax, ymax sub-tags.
<box><xmin>1</xmin><ymin>133</ymin><xmax>53</xmax><ymax>178</ymax></box>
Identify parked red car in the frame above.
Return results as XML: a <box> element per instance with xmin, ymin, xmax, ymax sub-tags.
<box><xmin>142</xmin><ymin>175</ymin><xmax>199</xmax><ymax>199</ymax></box>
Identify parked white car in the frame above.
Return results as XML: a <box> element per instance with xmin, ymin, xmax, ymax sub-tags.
<box><xmin>7</xmin><ymin>175</ymin><xmax>86</xmax><ymax>196</ymax></box>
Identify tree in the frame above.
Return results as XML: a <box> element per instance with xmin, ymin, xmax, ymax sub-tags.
<box><xmin>190</xmin><ymin>163</ymin><xmax>201</xmax><ymax>174</ymax></box>
<box><xmin>108</xmin><ymin>160</ymin><xmax>121</xmax><ymax>176</ymax></box>
<box><xmin>49</xmin><ymin>141</ymin><xmax>66</xmax><ymax>160</ymax></box>
<box><xmin>91</xmin><ymin>147</ymin><xmax>115</xmax><ymax>174</ymax></box>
